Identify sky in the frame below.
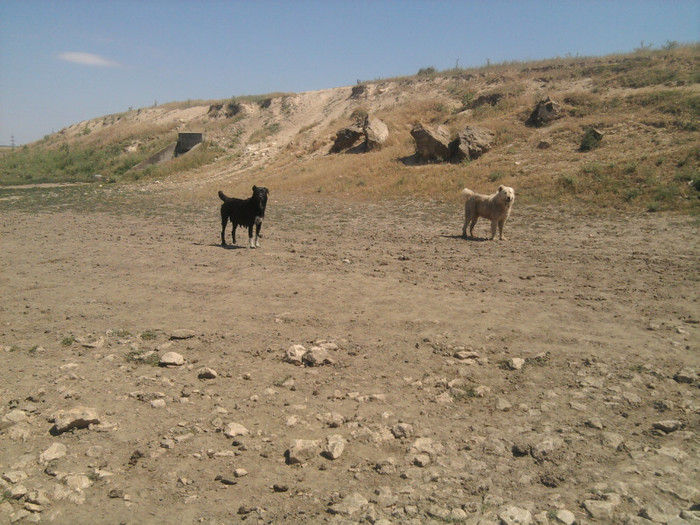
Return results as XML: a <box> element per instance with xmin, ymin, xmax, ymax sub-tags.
<box><xmin>1</xmin><ymin>0</ymin><xmax>698</xmax><ymax>146</ymax></box>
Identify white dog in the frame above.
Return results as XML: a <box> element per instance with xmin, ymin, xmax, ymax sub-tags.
<box><xmin>461</xmin><ymin>185</ymin><xmax>515</xmax><ymax>240</ymax></box>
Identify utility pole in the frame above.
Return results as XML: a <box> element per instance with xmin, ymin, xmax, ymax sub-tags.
<box><xmin>11</xmin><ymin>135</ymin><xmax>15</xmax><ymax>151</ymax></box>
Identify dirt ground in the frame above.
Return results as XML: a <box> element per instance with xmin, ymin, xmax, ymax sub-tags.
<box><xmin>1</xmin><ymin>184</ymin><xmax>699</xmax><ymax>524</ymax></box>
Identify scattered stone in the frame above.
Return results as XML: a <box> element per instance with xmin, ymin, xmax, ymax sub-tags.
<box><xmin>508</xmin><ymin>358</ymin><xmax>526</xmax><ymax>370</ymax></box>
<box><xmin>639</xmin><ymin>501</ymin><xmax>679</xmax><ymax>523</ymax></box>
<box><xmin>224</xmin><ymin>423</ymin><xmax>250</xmax><ymax>438</ymax></box>
<box><xmin>273</xmin><ymin>484</ymin><xmax>288</xmax><ymax>492</ymax></box>
<box><xmin>323</xmin><ymin>434</ymin><xmax>346</xmax><ymax>460</ymax></box>
<box><xmin>582</xmin><ymin>500</ymin><xmax>616</xmax><ymax>520</ymax></box>
<box><xmin>391</xmin><ymin>423</ymin><xmax>414</xmax><ymax>439</ymax></box>
<box><xmin>64</xmin><ymin>474</ymin><xmax>92</xmax><ymax>491</ymax></box>
<box><xmin>302</xmin><ymin>346</ymin><xmax>334</xmax><ymax>367</ymax></box>
<box><xmin>150</xmin><ymin>399</ymin><xmax>166</xmax><ymax>409</ymax></box>
<box><xmin>170</xmin><ymin>329</ymin><xmax>196</xmax><ymax>340</ymax></box>
<box><xmin>2</xmin><ymin>409</ymin><xmax>28</xmax><ymax>427</ymax></box>
<box><xmin>2</xmin><ymin>471</ymin><xmax>28</xmax><ymax>484</ymax></box>
<box><xmin>327</xmin><ymin>492</ymin><xmax>369</xmax><ymax>516</ymax></box>
<box><xmin>160</xmin><ymin>438</ymin><xmax>175</xmax><ymax>449</ymax></box>
<box><xmin>52</xmin><ymin>407</ymin><xmax>100</xmax><ymax>434</ymax></box>
<box><xmin>197</xmin><ymin>367</ymin><xmax>218</xmax><ymax>379</ymax></box>
<box><xmin>159</xmin><ymin>352</ymin><xmax>184</xmax><ymax>367</ymax></box>
<box><xmin>330</xmin><ymin>125</ymin><xmax>364</xmax><ymax>153</ymax></box>
<box><xmin>496</xmin><ymin>397</ymin><xmax>513</xmax><ymax>411</ymax></box>
<box><xmin>553</xmin><ymin>509</ymin><xmax>576</xmax><ymax>525</ymax></box>
<box><xmin>673</xmin><ymin>367</ymin><xmax>697</xmax><ymax>384</ymax></box>
<box><xmin>601</xmin><ymin>432</ymin><xmax>624</xmax><ymax>450</ymax></box>
<box><xmin>233</xmin><ymin>468</ymin><xmax>248</xmax><ymax>478</ymax></box>
<box><xmin>412</xmin><ymin>454</ymin><xmax>431</xmax><ymax>467</ymax></box>
<box><xmin>286</xmin><ymin>439</ymin><xmax>321</xmax><ymax>464</ymax></box>
<box><xmin>498</xmin><ymin>505</ymin><xmax>533</xmax><ymax>524</ymax></box>
<box><xmin>214</xmin><ymin>475</ymin><xmax>237</xmax><ymax>486</ymax></box>
<box><xmin>284</xmin><ymin>345</ymin><xmax>307</xmax><ymax>365</ymax></box>
<box><xmin>653</xmin><ymin>420</ymin><xmax>683</xmax><ymax>433</ymax></box>
<box><xmin>410</xmin><ymin>437</ymin><xmax>444</xmax><ymax>457</ymax></box>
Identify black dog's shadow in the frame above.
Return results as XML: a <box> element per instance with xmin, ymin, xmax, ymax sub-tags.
<box><xmin>442</xmin><ymin>234</ymin><xmax>491</xmax><ymax>242</ymax></box>
<box><xmin>200</xmin><ymin>243</ymin><xmax>247</xmax><ymax>250</ymax></box>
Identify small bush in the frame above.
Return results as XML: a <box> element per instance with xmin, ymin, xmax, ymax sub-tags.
<box><xmin>579</xmin><ymin>128</ymin><xmax>603</xmax><ymax>152</ymax></box>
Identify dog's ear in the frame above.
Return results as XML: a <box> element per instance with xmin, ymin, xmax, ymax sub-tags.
<box><xmin>499</xmin><ymin>185</ymin><xmax>504</xmax><ymax>192</ymax></box>
<box><xmin>253</xmin><ymin>185</ymin><xmax>258</xmax><ymax>192</ymax></box>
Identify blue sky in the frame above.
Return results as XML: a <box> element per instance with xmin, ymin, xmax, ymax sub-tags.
<box><xmin>1</xmin><ymin>0</ymin><xmax>698</xmax><ymax>146</ymax></box>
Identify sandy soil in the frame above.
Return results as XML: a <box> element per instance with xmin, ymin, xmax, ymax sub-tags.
<box><xmin>1</xmin><ymin>187</ymin><xmax>699</xmax><ymax>524</ymax></box>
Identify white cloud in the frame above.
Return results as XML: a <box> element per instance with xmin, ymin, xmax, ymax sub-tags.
<box><xmin>58</xmin><ymin>52</ymin><xmax>119</xmax><ymax>67</ymax></box>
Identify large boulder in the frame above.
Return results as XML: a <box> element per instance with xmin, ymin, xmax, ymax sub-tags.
<box><xmin>364</xmin><ymin>117</ymin><xmax>389</xmax><ymax>151</ymax></box>
<box><xmin>450</xmin><ymin>126</ymin><xmax>495</xmax><ymax>161</ymax></box>
<box><xmin>526</xmin><ymin>96</ymin><xmax>563</xmax><ymax>126</ymax></box>
<box><xmin>330</xmin><ymin>125</ymin><xmax>364</xmax><ymax>153</ymax></box>
<box><xmin>410</xmin><ymin>123</ymin><xmax>451</xmax><ymax>161</ymax></box>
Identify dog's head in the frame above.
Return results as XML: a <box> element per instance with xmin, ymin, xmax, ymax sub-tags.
<box><xmin>498</xmin><ymin>185</ymin><xmax>515</xmax><ymax>204</ymax></box>
<box><xmin>252</xmin><ymin>185</ymin><xmax>269</xmax><ymax>210</ymax></box>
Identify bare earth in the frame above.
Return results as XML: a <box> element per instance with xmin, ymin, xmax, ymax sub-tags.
<box><xmin>1</xmin><ymin>187</ymin><xmax>699</xmax><ymax>524</ymax></box>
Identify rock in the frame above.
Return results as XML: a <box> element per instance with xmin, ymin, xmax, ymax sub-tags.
<box><xmin>223</xmin><ymin>423</ymin><xmax>250</xmax><ymax>438</ymax></box>
<box><xmin>508</xmin><ymin>358</ymin><xmax>526</xmax><ymax>370</ymax></box>
<box><xmin>410</xmin><ymin>437</ymin><xmax>444</xmax><ymax>457</ymax></box>
<box><xmin>302</xmin><ymin>346</ymin><xmax>334</xmax><ymax>367</ymax></box>
<box><xmin>39</xmin><ymin>443</ymin><xmax>67</xmax><ymax>464</ymax></box>
<box><xmin>653</xmin><ymin>420</ymin><xmax>683</xmax><ymax>433</ymax></box>
<box><xmin>496</xmin><ymin>397</ymin><xmax>513</xmax><ymax>411</ymax></box>
<box><xmin>169</xmin><ymin>329</ymin><xmax>196</xmax><ymax>340</ymax></box>
<box><xmin>327</xmin><ymin>492</ymin><xmax>369</xmax><ymax>516</ymax></box>
<box><xmin>65</xmin><ymin>474</ymin><xmax>92</xmax><ymax>491</ymax></box>
<box><xmin>412</xmin><ymin>454</ymin><xmax>431</xmax><ymax>467</ymax></box>
<box><xmin>498</xmin><ymin>505</ymin><xmax>533</xmax><ymax>524</ymax></box>
<box><xmin>450</xmin><ymin>126</ymin><xmax>496</xmax><ymax>161</ymax></box>
<box><xmin>526</xmin><ymin>96</ymin><xmax>563</xmax><ymax>126</ymax></box>
<box><xmin>391</xmin><ymin>423</ymin><xmax>414</xmax><ymax>439</ymax></box>
<box><xmin>639</xmin><ymin>501</ymin><xmax>679</xmax><ymax>523</ymax></box>
<box><xmin>52</xmin><ymin>407</ymin><xmax>100</xmax><ymax>434</ymax></box>
<box><xmin>8</xmin><ymin>423</ymin><xmax>31</xmax><ymax>442</ymax></box>
<box><xmin>150</xmin><ymin>399</ymin><xmax>166</xmax><ymax>409</ymax></box>
<box><xmin>323</xmin><ymin>434</ymin><xmax>346</xmax><ymax>460</ymax></box>
<box><xmin>233</xmin><ymin>468</ymin><xmax>248</xmax><ymax>478</ymax></box>
<box><xmin>410</xmin><ymin>122</ymin><xmax>451</xmax><ymax>161</ymax></box>
<box><xmin>197</xmin><ymin>367</ymin><xmax>218</xmax><ymax>379</ymax></box>
<box><xmin>159</xmin><ymin>352</ymin><xmax>184</xmax><ymax>367</ymax></box>
<box><xmin>553</xmin><ymin>509</ymin><xmax>576</xmax><ymax>525</ymax></box>
<box><xmin>330</xmin><ymin>125</ymin><xmax>364</xmax><ymax>153</ymax></box>
<box><xmin>601</xmin><ymin>432</ymin><xmax>624</xmax><ymax>450</ymax></box>
<box><xmin>2</xmin><ymin>409</ymin><xmax>28</xmax><ymax>427</ymax></box>
<box><xmin>286</xmin><ymin>439</ymin><xmax>320</xmax><ymax>464</ymax></box>
<box><xmin>673</xmin><ymin>367</ymin><xmax>697</xmax><ymax>384</ymax></box>
<box><xmin>284</xmin><ymin>345</ymin><xmax>307</xmax><ymax>365</ymax></box>
<box><xmin>582</xmin><ymin>500</ymin><xmax>616</xmax><ymax>520</ymax></box>
<box><xmin>2</xmin><ymin>471</ymin><xmax>28</xmax><ymax>484</ymax></box>
<box><xmin>364</xmin><ymin>117</ymin><xmax>389</xmax><ymax>151</ymax></box>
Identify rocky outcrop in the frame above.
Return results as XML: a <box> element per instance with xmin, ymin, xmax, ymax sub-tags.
<box><xmin>526</xmin><ymin>96</ymin><xmax>563</xmax><ymax>126</ymax></box>
<box><xmin>330</xmin><ymin>116</ymin><xmax>389</xmax><ymax>153</ymax></box>
<box><xmin>449</xmin><ymin>126</ymin><xmax>496</xmax><ymax>161</ymax></box>
<box><xmin>410</xmin><ymin>123</ymin><xmax>451</xmax><ymax>161</ymax></box>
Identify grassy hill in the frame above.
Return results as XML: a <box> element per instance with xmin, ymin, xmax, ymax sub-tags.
<box><xmin>1</xmin><ymin>44</ymin><xmax>698</xmax><ymax>212</ymax></box>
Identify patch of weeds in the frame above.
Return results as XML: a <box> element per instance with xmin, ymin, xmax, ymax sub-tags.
<box><xmin>560</xmin><ymin>174</ymin><xmax>579</xmax><ymax>192</ymax></box>
<box><xmin>1</xmin><ymin>489</ymin><xmax>12</xmax><ymax>503</ymax></box>
<box><xmin>579</xmin><ymin>127</ymin><xmax>603</xmax><ymax>151</ymax></box>
<box><xmin>647</xmin><ymin>201</ymin><xmax>661</xmax><ymax>212</ymax></box>
<box><xmin>452</xmin><ymin>387</ymin><xmax>478</xmax><ymax>401</ymax></box>
<box><xmin>126</xmin><ymin>350</ymin><xmax>160</xmax><ymax>366</ymax></box>
<box><xmin>28</xmin><ymin>345</ymin><xmax>39</xmax><ymax>355</ymax></box>
<box><xmin>489</xmin><ymin>171</ymin><xmax>506</xmax><ymax>182</ymax></box>
<box><xmin>525</xmin><ymin>352</ymin><xmax>551</xmax><ymax>366</ymax></box>
<box><xmin>140</xmin><ymin>330</ymin><xmax>158</xmax><ymax>341</ymax></box>
<box><xmin>112</xmin><ymin>329</ymin><xmax>131</xmax><ymax>338</ymax></box>
<box><xmin>625</xmin><ymin>189</ymin><xmax>640</xmax><ymax>202</ymax></box>
<box><xmin>273</xmin><ymin>375</ymin><xmax>293</xmax><ymax>387</ymax></box>
<box><xmin>61</xmin><ymin>336</ymin><xmax>75</xmax><ymax>347</ymax></box>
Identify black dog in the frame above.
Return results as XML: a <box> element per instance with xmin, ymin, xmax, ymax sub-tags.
<box><xmin>219</xmin><ymin>186</ymin><xmax>269</xmax><ymax>248</ymax></box>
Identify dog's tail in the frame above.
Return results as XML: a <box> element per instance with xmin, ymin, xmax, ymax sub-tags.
<box><xmin>461</xmin><ymin>188</ymin><xmax>474</xmax><ymax>198</ymax></box>
<box><xmin>218</xmin><ymin>190</ymin><xmax>230</xmax><ymax>202</ymax></box>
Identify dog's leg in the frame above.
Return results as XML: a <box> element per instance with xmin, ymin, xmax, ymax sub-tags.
<box><xmin>490</xmin><ymin>219</ymin><xmax>498</xmax><ymax>240</ymax></box>
<box><xmin>498</xmin><ymin>219</ymin><xmax>507</xmax><ymax>240</ymax></box>
<box><xmin>469</xmin><ymin>216</ymin><xmax>478</xmax><ymax>238</ymax></box>
<box><xmin>254</xmin><ymin>218</ymin><xmax>262</xmax><ymax>248</ymax></box>
<box><xmin>221</xmin><ymin>215</ymin><xmax>228</xmax><ymax>246</ymax></box>
<box><xmin>232</xmin><ymin>223</ymin><xmax>237</xmax><ymax>245</ymax></box>
<box><xmin>248</xmin><ymin>225</ymin><xmax>255</xmax><ymax>248</ymax></box>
